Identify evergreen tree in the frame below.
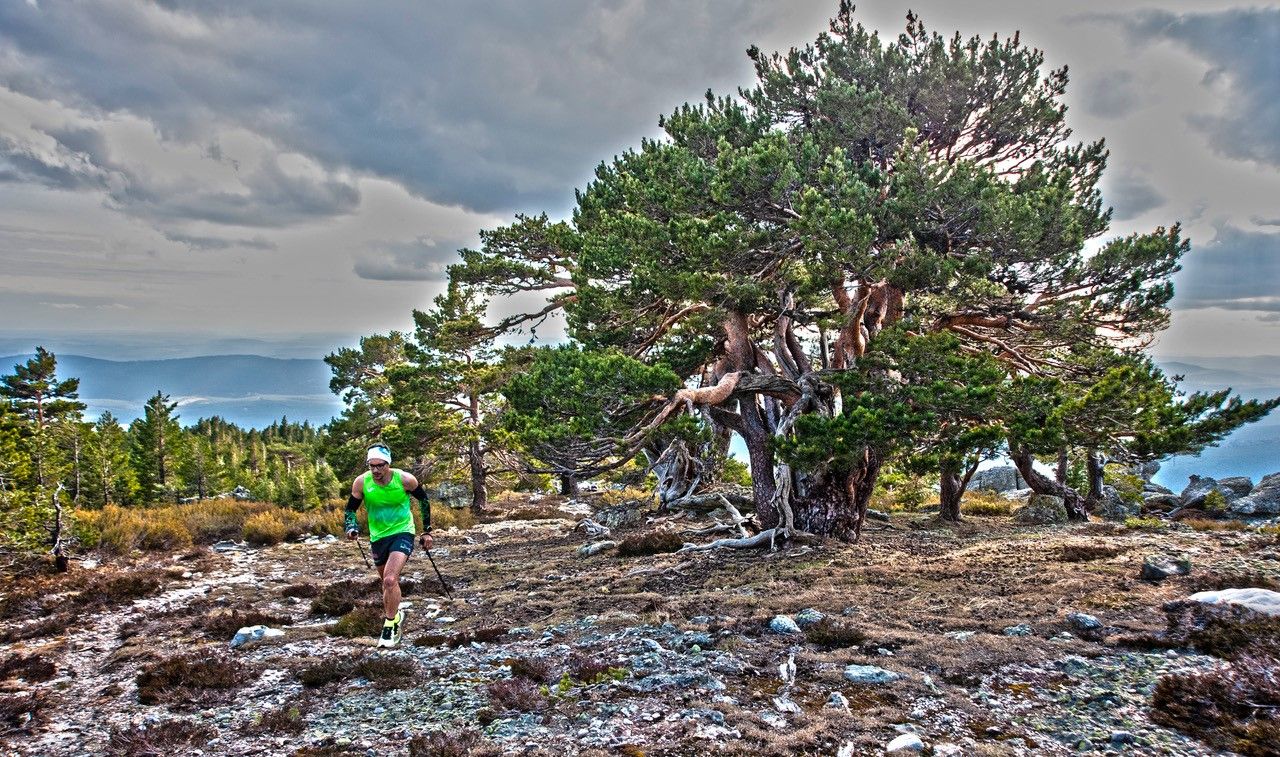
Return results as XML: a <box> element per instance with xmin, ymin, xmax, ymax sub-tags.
<box><xmin>83</xmin><ymin>412</ymin><xmax>139</xmax><ymax>508</ymax></box>
<box><xmin>130</xmin><ymin>391</ymin><xmax>184</xmax><ymax>502</ymax></box>
<box><xmin>1</xmin><ymin>347</ymin><xmax>86</xmax><ymax>491</ymax></box>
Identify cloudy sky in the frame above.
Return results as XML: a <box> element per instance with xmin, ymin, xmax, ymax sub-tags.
<box><xmin>1</xmin><ymin>0</ymin><xmax>1277</xmax><ymax>360</ymax></box>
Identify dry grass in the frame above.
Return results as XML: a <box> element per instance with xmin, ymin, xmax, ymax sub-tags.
<box><xmin>247</xmin><ymin>703</ymin><xmax>307</xmax><ymax>734</ymax></box>
<box><xmin>487</xmin><ymin>677</ymin><xmax>544</xmax><ymax>712</ymax></box>
<box><xmin>135</xmin><ymin>653</ymin><xmax>250</xmax><ymax>705</ymax></box>
<box><xmin>508</xmin><ymin>656</ymin><xmax>553</xmax><ymax>683</ymax></box>
<box><xmin>1182</xmin><ymin>518</ymin><xmax>1249</xmax><ymax>532</ymax></box>
<box><xmin>803</xmin><ymin>618</ymin><xmax>868</xmax><ymax>649</ymax></box>
<box><xmin>0</xmin><ymin>653</ymin><xmax>56</xmax><ymax>682</ymax></box>
<box><xmin>1057</xmin><ymin>544</ymin><xmax>1123</xmax><ymax>562</ymax></box>
<box><xmin>1152</xmin><ymin>654</ymin><xmax>1280</xmax><ymax>756</ymax></box>
<box><xmin>328</xmin><ymin>604</ymin><xmax>385</xmax><ymax>638</ymax></box>
<box><xmin>413</xmin><ymin>626</ymin><xmax>509</xmax><ymax>648</ymax></box>
<box><xmin>0</xmin><ymin>690</ymin><xmax>49</xmax><ymax>736</ymax></box>
<box><xmin>617</xmin><ymin>530</ymin><xmax>685</xmax><ymax>557</ymax></box>
<box><xmin>105</xmin><ymin>719</ymin><xmax>217</xmax><ymax>756</ymax></box>
<box><xmin>243</xmin><ymin>511</ymin><xmax>289</xmax><ymax>545</ymax></box>
<box><xmin>76</xmin><ymin>500</ymin><xmax>345</xmax><ymax>554</ymax></box>
<box><xmin>959</xmin><ymin>491</ymin><xmax>1016</xmax><ymax>517</ymax></box>
<box><xmin>408</xmin><ymin>728</ymin><xmax>502</xmax><ymax>757</ymax></box>
<box><xmin>310</xmin><ymin>578</ymin><xmax>379</xmax><ymax>617</ymax></box>
<box><xmin>430</xmin><ymin>505</ymin><xmax>476</xmax><ymax>531</ymax></box>
<box><xmin>297</xmin><ymin>656</ymin><xmax>358</xmax><ymax>688</ymax></box>
<box><xmin>198</xmin><ymin>608</ymin><xmax>292</xmax><ymax>639</ymax></box>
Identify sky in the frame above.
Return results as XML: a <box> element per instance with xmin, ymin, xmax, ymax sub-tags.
<box><xmin>1</xmin><ymin>0</ymin><xmax>1278</xmax><ymax>361</ymax></box>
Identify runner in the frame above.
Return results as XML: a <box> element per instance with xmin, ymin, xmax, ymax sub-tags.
<box><xmin>344</xmin><ymin>444</ymin><xmax>433</xmax><ymax>647</ymax></box>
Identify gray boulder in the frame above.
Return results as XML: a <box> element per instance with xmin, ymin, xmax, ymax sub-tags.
<box><xmin>1143</xmin><ymin>481</ymin><xmax>1173</xmax><ymax>495</ymax></box>
<box><xmin>1179</xmin><ymin>475</ymin><xmax>1238</xmax><ymax>510</ymax></box>
<box><xmin>1217</xmin><ymin>476</ymin><xmax>1254</xmax><ymax>498</ymax></box>
<box><xmin>230</xmin><ymin>624</ymin><xmax>283</xmax><ymax>649</ymax></box>
<box><xmin>231</xmin><ymin>485</ymin><xmax>252</xmax><ymax>501</ymax></box>
<box><xmin>768</xmin><ymin>616</ymin><xmax>801</xmax><ymax>635</ymax></box>
<box><xmin>970</xmin><ymin>466</ymin><xmax>1027</xmax><ymax>493</ymax></box>
<box><xmin>429</xmin><ymin>481</ymin><xmax>472</xmax><ymax>509</ymax></box>
<box><xmin>842</xmin><ymin>664</ymin><xmax>901</xmax><ymax>684</ymax></box>
<box><xmin>1000</xmin><ymin>487</ymin><xmax>1033</xmax><ymax>503</ymax></box>
<box><xmin>1012</xmin><ymin>494</ymin><xmax>1068</xmax><ymax>525</ymax></box>
<box><xmin>1182</xmin><ymin>587</ymin><xmax>1280</xmax><ymax>617</ymax></box>
<box><xmin>1095</xmin><ymin>486</ymin><xmax>1140</xmax><ymax>521</ymax></box>
<box><xmin>1135</xmin><ymin>460</ymin><xmax>1160</xmax><ymax>482</ymax></box>
<box><xmin>1141</xmin><ymin>492</ymin><xmax>1181</xmax><ymax>512</ymax></box>
<box><xmin>1228</xmin><ymin>472</ymin><xmax>1280</xmax><ymax>516</ymax></box>
<box><xmin>1141</xmin><ymin>554</ymin><xmax>1192</xmax><ymax>581</ymax></box>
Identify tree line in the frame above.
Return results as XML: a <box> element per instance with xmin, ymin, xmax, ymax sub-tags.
<box><xmin>0</xmin><ymin>348</ymin><xmax>340</xmax><ymax>550</ymax></box>
<box><xmin>325</xmin><ymin>5</ymin><xmax>1278</xmax><ymax>540</ymax></box>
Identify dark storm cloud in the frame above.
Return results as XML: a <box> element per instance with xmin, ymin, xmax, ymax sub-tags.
<box><xmin>1081</xmin><ymin>69</ymin><xmax>1143</xmax><ymax>119</ymax></box>
<box><xmin>1174</xmin><ymin>224</ymin><xmax>1280</xmax><ymax>311</ymax></box>
<box><xmin>353</xmin><ymin>236</ymin><xmax>461</xmax><ymax>282</ymax></box>
<box><xmin>0</xmin><ymin>1</ymin><xmax>783</xmax><ymax>216</ymax></box>
<box><xmin>1105</xmin><ymin>169</ymin><xmax>1166</xmax><ymax>221</ymax></box>
<box><xmin>1121</xmin><ymin>8</ymin><xmax>1280</xmax><ymax>166</ymax></box>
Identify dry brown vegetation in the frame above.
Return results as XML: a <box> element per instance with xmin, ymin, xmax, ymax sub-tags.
<box><xmin>4</xmin><ymin>493</ymin><xmax>1279</xmax><ymax>755</ymax></box>
<box><xmin>105</xmin><ymin>719</ymin><xmax>218</xmax><ymax>756</ymax></box>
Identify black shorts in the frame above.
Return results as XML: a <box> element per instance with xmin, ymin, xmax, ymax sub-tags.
<box><xmin>370</xmin><ymin>532</ymin><xmax>415</xmax><ymax>567</ymax></box>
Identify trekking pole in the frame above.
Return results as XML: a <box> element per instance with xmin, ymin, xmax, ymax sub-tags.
<box><xmin>353</xmin><ymin>536</ymin><xmax>372</xmax><ymax>569</ymax></box>
<box><xmin>424</xmin><ymin>549</ymin><xmax>453</xmax><ymax>599</ymax></box>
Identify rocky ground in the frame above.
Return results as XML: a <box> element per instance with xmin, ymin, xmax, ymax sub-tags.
<box><xmin>2</xmin><ymin>498</ymin><xmax>1278</xmax><ymax>756</ymax></box>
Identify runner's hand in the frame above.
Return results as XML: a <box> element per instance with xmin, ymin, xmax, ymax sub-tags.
<box><xmin>346</xmin><ymin>529</ymin><xmax>358</xmax><ymax>540</ymax></box>
<box><xmin>419</xmin><ymin>532</ymin><xmax>433</xmax><ymax>549</ymax></box>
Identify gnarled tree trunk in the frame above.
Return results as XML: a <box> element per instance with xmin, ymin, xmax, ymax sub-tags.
<box><xmin>939</xmin><ymin>458</ymin><xmax>979</xmax><ymax>521</ymax></box>
<box><xmin>790</xmin><ymin>454</ymin><xmax>881</xmax><ymax>541</ymax></box>
<box><xmin>1011</xmin><ymin>445</ymin><xmax>1088</xmax><ymax>520</ymax></box>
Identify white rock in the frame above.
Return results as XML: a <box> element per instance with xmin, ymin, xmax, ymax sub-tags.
<box><xmin>772</xmin><ymin>696</ymin><xmax>803</xmax><ymax>714</ymax></box>
<box><xmin>843</xmin><ymin>664</ymin><xmax>901</xmax><ymax>684</ymax></box>
<box><xmin>1184</xmin><ymin>587</ymin><xmax>1280</xmax><ymax>616</ymax></box>
<box><xmin>886</xmin><ymin>733</ymin><xmax>925</xmax><ymax>753</ymax></box>
<box><xmin>230</xmin><ymin>625</ymin><xmax>283</xmax><ymax>649</ymax></box>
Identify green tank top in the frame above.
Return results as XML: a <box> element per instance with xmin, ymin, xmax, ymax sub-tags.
<box><xmin>362</xmin><ymin>469</ymin><xmax>414</xmax><ymax>541</ymax></box>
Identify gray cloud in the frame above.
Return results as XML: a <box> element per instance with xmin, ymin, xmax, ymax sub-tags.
<box><xmin>353</xmin><ymin>236</ymin><xmax>459</xmax><ymax>281</ymax></box>
<box><xmin>1121</xmin><ymin>8</ymin><xmax>1280</xmax><ymax>166</ymax></box>
<box><xmin>1174</xmin><ymin>224</ymin><xmax>1280</xmax><ymax>311</ymax></box>
<box><xmin>1105</xmin><ymin>169</ymin><xmax>1166</xmax><ymax>221</ymax></box>
<box><xmin>162</xmin><ymin>231</ymin><xmax>276</xmax><ymax>251</ymax></box>
<box><xmin>1081</xmin><ymin>69</ymin><xmax>1143</xmax><ymax>118</ymax></box>
<box><xmin>0</xmin><ymin>1</ymin><xmax>784</xmax><ymax>215</ymax></box>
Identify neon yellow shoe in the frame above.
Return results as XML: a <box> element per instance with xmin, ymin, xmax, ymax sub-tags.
<box><xmin>377</xmin><ymin>609</ymin><xmax>404</xmax><ymax>647</ymax></box>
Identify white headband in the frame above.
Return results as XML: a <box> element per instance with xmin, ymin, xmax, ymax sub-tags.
<box><xmin>366</xmin><ymin>446</ymin><xmax>392</xmax><ymax>464</ymax></box>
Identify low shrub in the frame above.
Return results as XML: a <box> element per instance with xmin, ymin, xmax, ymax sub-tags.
<box><xmin>617</xmin><ymin>530</ymin><xmax>685</xmax><ymax>557</ymax></box>
<box><xmin>328</xmin><ymin>605</ymin><xmax>385</xmax><ymax>638</ymax></box>
<box><xmin>1124</xmin><ymin>516</ymin><xmax>1169</xmax><ymax>531</ymax></box>
<box><xmin>508</xmin><ymin>656</ymin><xmax>552</xmax><ymax>683</ymax></box>
<box><xmin>408</xmin><ymin>728</ymin><xmax>502</xmax><ymax>757</ymax></box>
<box><xmin>106</xmin><ymin>719</ymin><xmax>217</xmax><ymax>756</ymax></box>
<box><xmin>803</xmin><ymin>618</ymin><xmax>868</xmax><ymax>649</ymax></box>
<box><xmin>598</xmin><ymin>487</ymin><xmax>655</xmax><ymax>507</ymax></box>
<box><xmin>1151</xmin><ymin>653</ymin><xmax>1280</xmax><ymax>756</ymax></box>
<box><xmin>353</xmin><ymin>656</ymin><xmax>417</xmax><ymax>689</ymax></box>
<box><xmin>414</xmin><ymin>626</ymin><xmax>509</xmax><ymax>649</ymax></box>
<box><xmin>0</xmin><ymin>691</ymin><xmax>48</xmax><ymax>736</ymax></box>
<box><xmin>1183</xmin><ymin>518</ymin><xmax>1248</xmax><ymax>532</ymax></box>
<box><xmin>1057</xmin><ymin>544</ymin><xmax>1123</xmax><ymax>562</ymax></box>
<box><xmin>428</xmin><ymin>505</ymin><xmax>475</xmax><ymax>531</ymax></box>
<box><xmin>310</xmin><ymin>579</ymin><xmax>378</xmax><ymax>617</ymax></box>
<box><xmin>135</xmin><ymin>653</ymin><xmax>247</xmax><ymax>705</ymax></box>
<box><xmin>1202</xmin><ymin>490</ymin><xmax>1229</xmax><ymax>513</ymax></box>
<box><xmin>242</xmin><ymin>511</ymin><xmax>287</xmax><ymax>545</ymax></box>
<box><xmin>504</xmin><ymin>505</ymin><xmax>569</xmax><ymax>522</ymax></box>
<box><xmin>487</xmin><ymin>677</ymin><xmax>543</xmax><ymax>712</ymax></box>
<box><xmin>282</xmin><ymin>582</ymin><xmax>321</xmax><ymax>598</ymax></box>
<box><xmin>248</xmin><ymin>704</ymin><xmax>306</xmax><ymax>734</ymax></box>
<box><xmin>198</xmin><ymin>609</ymin><xmax>292</xmax><ymax>640</ymax></box>
<box><xmin>297</xmin><ymin>656</ymin><xmax>357</xmax><ymax>688</ymax></box>
<box><xmin>960</xmin><ymin>497</ymin><xmax>1014</xmax><ymax>517</ymax></box>
<box><xmin>0</xmin><ymin>653</ymin><xmax>56</xmax><ymax>682</ymax></box>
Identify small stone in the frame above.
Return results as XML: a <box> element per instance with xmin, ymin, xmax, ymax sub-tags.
<box><xmin>1003</xmin><ymin>624</ymin><xmax>1033</xmax><ymax>636</ymax></box>
<box><xmin>842</xmin><ymin>664</ymin><xmax>900</xmax><ymax>684</ymax></box>
<box><xmin>794</xmin><ymin>608</ymin><xmax>825</xmax><ymax>627</ymax></box>
<box><xmin>825</xmin><ymin>691</ymin><xmax>850</xmax><ymax>711</ymax></box>
<box><xmin>1111</xmin><ymin>731</ymin><xmax>1136</xmax><ymax>745</ymax></box>
<box><xmin>1067</xmin><ymin>612</ymin><xmax>1102</xmax><ymax>631</ymax></box>
<box><xmin>932</xmin><ymin>745</ymin><xmax>963</xmax><ymax>757</ymax></box>
<box><xmin>885</xmin><ymin>733</ymin><xmax>925</xmax><ymax>753</ymax></box>
<box><xmin>772</xmin><ymin>696</ymin><xmax>802</xmax><ymax>714</ymax></box>
<box><xmin>229</xmin><ymin>625</ymin><xmax>283</xmax><ymax>649</ymax></box>
<box><xmin>944</xmin><ymin>630</ymin><xmax>976</xmax><ymax>641</ymax></box>
<box><xmin>1141</xmin><ymin>555</ymin><xmax>1192</xmax><ymax>581</ymax></box>
<box><xmin>768</xmin><ymin>615</ymin><xmax>801</xmax><ymax>635</ymax></box>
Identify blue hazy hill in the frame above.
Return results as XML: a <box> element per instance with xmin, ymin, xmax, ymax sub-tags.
<box><xmin>1</xmin><ymin>353</ymin><xmax>343</xmax><ymax>429</ymax></box>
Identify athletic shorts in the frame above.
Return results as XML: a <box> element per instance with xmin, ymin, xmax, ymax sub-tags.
<box><xmin>371</xmin><ymin>532</ymin><xmax>415</xmax><ymax>566</ymax></box>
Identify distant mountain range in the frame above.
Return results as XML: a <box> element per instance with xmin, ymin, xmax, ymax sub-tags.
<box><xmin>0</xmin><ymin>353</ymin><xmax>343</xmax><ymax>429</ymax></box>
<box><xmin>3</xmin><ymin>351</ymin><xmax>1277</xmax><ymax>489</ymax></box>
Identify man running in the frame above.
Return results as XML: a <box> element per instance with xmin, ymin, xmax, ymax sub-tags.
<box><xmin>345</xmin><ymin>443</ymin><xmax>433</xmax><ymax>647</ymax></box>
